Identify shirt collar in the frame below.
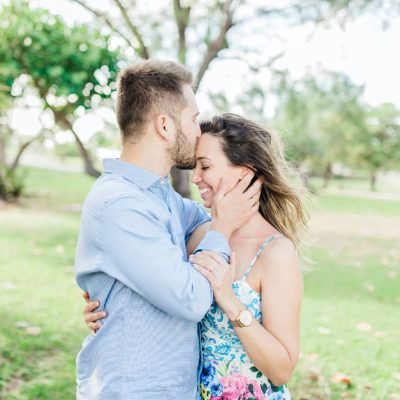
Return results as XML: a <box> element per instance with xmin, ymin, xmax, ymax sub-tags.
<box><xmin>103</xmin><ymin>158</ymin><xmax>168</xmax><ymax>190</ymax></box>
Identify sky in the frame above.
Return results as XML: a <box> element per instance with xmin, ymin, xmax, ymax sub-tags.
<box><xmin>9</xmin><ymin>0</ymin><xmax>400</xmax><ymax>142</ymax></box>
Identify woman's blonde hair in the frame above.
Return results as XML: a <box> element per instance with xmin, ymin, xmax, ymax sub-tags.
<box><xmin>200</xmin><ymin>113</ymin><xmax>310</xmax><ymax>250</ymax></box>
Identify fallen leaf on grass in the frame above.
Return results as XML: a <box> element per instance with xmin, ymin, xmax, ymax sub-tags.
<box><xmin>32</xmin><ymin>249</ymin><xmax>43</xmax><ymax>256</ymax></box>
<box><xmin>2</xmin><ymin>282</ymin><xmax>16</xmax><ymax>290</ymax></box>
<box><xmin>388</xmin><ymin>271</ymin><xmax>397</xmax><ymax>279</ymax></box>
<box><xmin>5</xmin><ymin>377</ymin><xmax>22</xmax><ymax>393</ymax></box>
<box><xmin>15</xmin><ymin>321</ymin><xmax>30</xmax><ymax>328</ymax></box>
<box><xmin>307</xmin><ymin>366</ymin><xmax>322</xmax><ymax>382</ymax></box>
<box><xmin>307</xmin><ymin>353</ymin><xmax>319</xmax><ymax>361</ymax></box>
<box><xmin>318</xmin><ymin>326</ymin><xmax>331</xmax><ymax>335</ymax></box>
<box><xmin>352</xmin><ymin>260</ymin><xmax>362</xmax><ymax>269</ymax></box>
<box><xmin>25</xmin><ymin>326</ymin><xmax>41</xmax><ymax>336</ymax></box>
<box><xmin>364</xmin><ymin>383</ymin><xmax>372</xmax><ymax>390</ymax></box>
<box><xmin>54</xmin><ymin>245</ymin><xmax>65</xmax><ymax>253</ymax></box>
<box><xmin>374</xmin><ymin>331</ymin><xmax>385</xmax><ymax>338</ymax></box>
<box><xmin>340</xmin><ymin>392</ymin><xmax>352</xmax><ymax>399</ymax></box>
<box><xmin>389</xmin><ymin>394</ymin><xmax>400</xmax><ymax>400</ymax></box>
<box><xmin>331</xmin><ymin>372</ymin><xmax>352</xmax><ymax>385</ymax></box>
<box><xmin>356</xmin><ymin>322</ymin><xmax>372</xmax><ymax>332</ymax></box>
<box><xmin>394</xmin><ymin>372</ymin><xmax>400</xmax><ymax>381</ymax></box>
<box><xmin>363</xmin><ymin>282</ymin><xmax>375</xmax><ymax>292</ymax></box>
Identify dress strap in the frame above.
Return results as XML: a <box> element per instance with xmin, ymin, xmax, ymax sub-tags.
<box><xmin>242</xmin><ymin>235</ymin><xmax>279</xmax><ymax>280</ymax></box>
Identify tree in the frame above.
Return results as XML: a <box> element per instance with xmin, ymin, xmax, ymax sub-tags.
<box><xmin>0</xmin><ymin>1</ymin><xmax>121</xmax><ymax>177</ymax></box>
<box><xmin>68</xmin><ymin>0</ymin><xmax>392</xmax><ymax>197</ymax></box>
<box><xmin>273</xmin><ymin>70</ymin><xmax>368</xmax><ymax>187</ymax></box>
<box><xmin>353</xmin><ymin>103</ymin><xmax>400</xmax><ymax>190</ymax></box>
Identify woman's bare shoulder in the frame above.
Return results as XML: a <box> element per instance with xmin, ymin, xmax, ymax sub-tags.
<box><xmin>258</xmin><ymin>235</ymin><xmax>300</xmax><ymax>272</ymax></box>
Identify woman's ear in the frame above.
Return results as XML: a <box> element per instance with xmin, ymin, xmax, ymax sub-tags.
<box><xmin>239</xmin><ymin>165</ymin><xmax>257</xmax><ymax>180</ymax></box>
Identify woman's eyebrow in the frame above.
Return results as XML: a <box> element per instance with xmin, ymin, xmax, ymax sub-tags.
<box><xmin>196</xmin><ymin>156</ymin><xmax>211</xmax><ymax>161</ymax></box>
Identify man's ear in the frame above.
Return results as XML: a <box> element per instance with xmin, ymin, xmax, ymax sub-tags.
<box><xmin>154</xmin><ymin>114</ymin><xmax>176</xmax><ymax>141</ymax></box>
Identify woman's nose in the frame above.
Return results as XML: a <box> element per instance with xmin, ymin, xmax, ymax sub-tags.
<box><xmin>191</xmin><ymin>168</ymin><xmax>200</xmax><ymax>184</ymax></box>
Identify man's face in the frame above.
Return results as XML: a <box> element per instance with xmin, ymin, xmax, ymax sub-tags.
<box><xmin>168</xmin><ymin>84</ymin><xmax>201</xmax><ymax>170</ymax></box>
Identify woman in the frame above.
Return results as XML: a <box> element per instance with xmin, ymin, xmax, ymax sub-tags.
<box><xmin>83</xmin><ymin>113</ymin><xmax>308</xmax><ymax>400</ymax></box>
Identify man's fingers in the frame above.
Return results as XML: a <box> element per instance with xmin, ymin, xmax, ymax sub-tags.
<box><xmin>84</xmin><ymin>301</ymin><xmax>100</xmax><ymax>314</ymax></box>
<box><xmin>82</xmin><ymin>291</ymin><xmax>90</xmax><ymax>303</ymax></box>
<box><xmin>88</xmin><ymin>322</ymin><xmax>102</xmax><ymax>331</ymax></box>
<box><xmin>85</xmin><ymin>311</ymin><xmax>106</xmax><ymax>324</ymax></box>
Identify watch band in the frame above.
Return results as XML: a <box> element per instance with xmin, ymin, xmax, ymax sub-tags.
<box><xmin>230</xmin><ymin>308</ymin><xmax>252</xmax><ymax>327</ymax></box>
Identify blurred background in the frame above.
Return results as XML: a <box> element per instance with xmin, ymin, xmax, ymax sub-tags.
<box><xmin>0</xmin><ymin>0</ymin><xmax>399</xmax><ymax>399</ymax></box>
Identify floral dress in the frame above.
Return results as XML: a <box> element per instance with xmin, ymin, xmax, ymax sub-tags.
<box><xmin>199</xmin><ymin>236</ymin><xmax>291</xmax><ymax>400</ymax></box>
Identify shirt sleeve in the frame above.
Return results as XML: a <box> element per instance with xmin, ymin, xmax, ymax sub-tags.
<box><xmin>98</xmin><ymin>194</ymin><xmax>213</xmax><ymax>322</ymax></box>
<box><xmin>172</xmin><ymin>191</ymin><xmax>211</xmax><ymax>241</ymax></box>
<box><xmin>172</xmin><ymin>191</ymin><xmax>231</xmax><ymax>262</ymax></box>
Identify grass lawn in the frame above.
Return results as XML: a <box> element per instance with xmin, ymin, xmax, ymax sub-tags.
<box><xmin>1</xmin><ymin>167</ymin><xmax>399</xmax><ymax>399</ymax></box>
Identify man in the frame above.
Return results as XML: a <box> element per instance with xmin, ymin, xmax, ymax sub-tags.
<box><xmin>75</xmin><ymin>59</ymin><xmax>260</xmax><ymax>399</ymax></box>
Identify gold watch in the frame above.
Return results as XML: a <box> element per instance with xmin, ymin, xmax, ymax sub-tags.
<box><xmin>230</xmin><ymin>309</ymin><xmax>253</xmax><ymax>327</ymax></box>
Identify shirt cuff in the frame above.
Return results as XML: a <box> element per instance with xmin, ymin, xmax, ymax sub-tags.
<box><xmin>193</xmin><ymin>229</ymin><xmax>231</xmax><ymax>262</ymax></box>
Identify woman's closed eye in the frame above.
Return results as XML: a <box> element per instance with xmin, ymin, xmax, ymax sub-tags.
<box><xmin>201</xmin><ymin>166</ymin><xmax>209</xmax><ymax>170</ymax></box>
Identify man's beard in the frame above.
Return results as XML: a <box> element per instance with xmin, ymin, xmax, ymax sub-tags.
<box><xmin>168</xmin><ymin>123</ymin><xmax>196</xmax><ymax>170</ymax></box>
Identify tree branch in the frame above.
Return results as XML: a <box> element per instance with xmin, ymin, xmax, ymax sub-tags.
<box><xmin>9</xmin><ymin>134</ymin><xmax>42</xmax><ymax>172</ymax></box>
<box><xmin>193</xmin><ymin>0</ymin><xmax>237</xmax><ymax>92</ymax></box>
<box><xmin>69</xmin><ymin>0</ymin><xmax>139</xmax><ymax>54</ymax></box>
<box><xmin>173</xmin><ymin>0</ymin><xmax>191</xmax><ymax>63</ymax></box>
<box><xmin>112</xmin><ymin>0</ymin><xmax>150</xmax><ymax>59</ymax></box>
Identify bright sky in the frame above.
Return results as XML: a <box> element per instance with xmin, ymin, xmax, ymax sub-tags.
<box><xmin>11</xmin><ymin>0</ymin><xmax>400</xmax><ymax>142</ymax></box>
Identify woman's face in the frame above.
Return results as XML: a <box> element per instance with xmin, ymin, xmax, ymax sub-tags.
<box><xmin>191</xmin><ymin>133</ymin><xmax>248</xmax><ymax>208</ymax></box>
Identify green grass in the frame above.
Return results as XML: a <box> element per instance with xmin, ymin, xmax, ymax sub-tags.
<box><xmin>1</xmin><ymin>167</ymin><xmax>400</xmax><ymax>399</ymax></box>
<box><xmin>317</xmin><ymin>194</ymin><xmax>400</xmax><ymax>216</ymax></box>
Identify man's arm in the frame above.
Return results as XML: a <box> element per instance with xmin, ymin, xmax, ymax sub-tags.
<box><xmin>173</xmin><ymin>192</ymin><xmax>211</xmax><ymax>242</ymax></box>
<box><xmin>77</xmin><ymin>194</ymin><xmax>221</xmax><ymax>322</ymax></box>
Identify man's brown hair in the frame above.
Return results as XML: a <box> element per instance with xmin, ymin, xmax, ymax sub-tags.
<box><xmin>116</xmin><ymin>59</ymin><xmax>193</xmax><ymax>143</ymax></box>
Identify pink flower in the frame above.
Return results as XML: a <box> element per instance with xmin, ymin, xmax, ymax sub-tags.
<box><xmin>249</xmin><ymin>379</ymin><xmax>265</xmax><ymax>399</ymax></box>
<box><xmin>219</xmin><ymin>374</ymin><xmax>251</xmax><ymax>400</ymax></box>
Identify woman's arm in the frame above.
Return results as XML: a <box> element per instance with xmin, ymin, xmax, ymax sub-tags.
<box><xmin>190</xmin><ymin>238</ymin><xmax>303</xmax><ymax>386</ymax></box>
<box><xmin>186</xmin><ymin>222</ymin><xmax>211</xmax><ymax>255</ymax></box>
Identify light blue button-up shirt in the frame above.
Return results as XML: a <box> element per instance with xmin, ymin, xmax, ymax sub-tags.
<box><xmin>75</xmin><ymin>159</ymin><xmax>231</xmax><ymax>400</ymax></box>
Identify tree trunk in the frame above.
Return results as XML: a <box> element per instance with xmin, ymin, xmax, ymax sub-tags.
<box><xmin>9</xmin><ymin>136</ymin><xmax>38</xmax><ymax>173</ymax></box>
<box><xmin>323</xmin><ymin>163</ymin><xmax>333</xmax><ymax>188</ymax></box>
<box><xmin>171</xmin><ymin>168</ymin><xmax>191</xmax><ymax>199</ymax></box>
<box><xmin>370</xmin><ymin>173</ymin><xmax>377</xmax><ymax>191</ymax></box>
<box><xmin>56</xmin><ymin>114</ymin><xmax>100</xmax><ymax>178</ymax></box>
<box><xmin>71</xmin><ymin>128</ymin><xmax>101</xmax><ymax>178</ymax></box>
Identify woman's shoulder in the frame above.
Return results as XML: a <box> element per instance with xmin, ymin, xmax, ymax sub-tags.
<box><xmin>258</xmin><ymin>234</ymin><xmax>299</xmax><ymax>272</ymax></box>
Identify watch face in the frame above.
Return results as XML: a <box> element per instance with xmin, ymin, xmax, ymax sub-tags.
<box><xmin>240</xmin><ymin>310</ymin><xmax>253</xmax><ymax>326</ymax></box>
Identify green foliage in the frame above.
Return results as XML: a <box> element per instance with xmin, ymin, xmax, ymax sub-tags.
<box><xmin>0</xmin><ymin>1</ymin><xmax>120</xmax><ymax>111</ymax></box>
<box><xmin>274</xmin><ymin>70</ymin><xmax>366</xmax><ymax>171</ymax></box>
<box><xmin>272</xmin><ymin>69</ymin><xmax>400</xmax><ymax>189</ymax></box>
<box><xmin>0</xmin><ymin>0</ymin><xmax>122</xmax><ymax>179</ymax></box>
<box><xmin>352</xmin><ymin>103</ymin><xmax>400</xmax><ymax>175</ymax></box>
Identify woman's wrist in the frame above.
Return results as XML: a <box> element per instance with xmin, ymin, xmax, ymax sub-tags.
<box><xmin>221</xmin><ymin>297</ymin><xmax>245</xmax><ymax>321</ymax></box>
